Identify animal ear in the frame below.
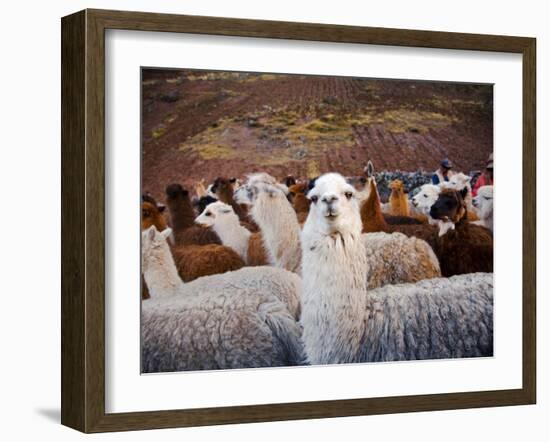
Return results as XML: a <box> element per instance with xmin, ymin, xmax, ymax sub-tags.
<box><xmin>160</xmin><ymin>228</ymin><xmax>172</xmax><ymax>240</ymax></box>
<box><xmin>146</xmin><ymin>226</ymin><xmax>157</xmax><ymax>242</ymax></box>
<box><xmin>229</xmin><ymin>177</ymin><xmax>237</xmax><ymax>184</ymax></box>
<box><xmin>157</xmin><ymin>204</ymin><xmax>166</xmax><ymax>213</ymax></box>
<box><xmin>365</xmin><ymin>161</ymin><xmax>374</xmax><ymax>178</ymax></box>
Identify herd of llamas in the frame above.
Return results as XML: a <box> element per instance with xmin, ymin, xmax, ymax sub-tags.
<box><xmin>140</xmin><ymin>161</ymin><xmax>494</xmax><ymax>372</ymax></box>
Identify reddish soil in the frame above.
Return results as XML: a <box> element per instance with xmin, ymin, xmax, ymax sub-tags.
<box><xmin>141</xmin><ymin>69</ymin><xmax>493</xmax><ymax>202</ymax></box>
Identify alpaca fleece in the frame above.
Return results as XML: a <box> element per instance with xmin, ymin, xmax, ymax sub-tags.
<box><xmin>141</xmin><ymin>227</ymin><xmax>305</xmax><ymax>372</ymax></box>
<box><xmin>171</xmin><ymin>244</ymin><xmax>245</xmax><ymax>282</ymax></box>
<box><xmin>142</xmin><ymin>289</ymin><xmax>305</xmax><ymax>372</ymax></box>
<box><xmin>363</xmin><ymin>232</ymin><xmax>441</xmax><ymax>289</ymax></box>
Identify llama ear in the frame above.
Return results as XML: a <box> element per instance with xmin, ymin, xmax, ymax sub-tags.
<box><xmin>365</xmin><ymin>161</ymin><xmax>374</xmax><ymax>178</ymax></box>
<box><xmin>229</xmin><ymin>177</ymin><xmax>237</xmax><ymax>184</ymax></box>
<box><xmin>157</xmin><ymin>204</ymin><xmax>166</xmax><ymax>213</ymax></box>
<box><xmin>146</xmin><ymin>226</ymin><xmax>157</xmax><ymax>242</ymax></box>
<box><xmin>160</xmin><ymin>228</ymin><xmax>172</xmax><ymax>240</ymax></box>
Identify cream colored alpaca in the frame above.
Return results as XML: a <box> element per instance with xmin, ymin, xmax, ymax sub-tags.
<box><xmin>195</xmin><ymin>202</ymin><xmax>250</xmax><ymax>260</ymax></box>
<box><xmin>300</xmin><ymin>173</ymin><xmax>493</xmax><ymax>365</ymax></box>
<box><xmin>249</xmin><ymin>181</ymin><xmax>302</xmax><ymax>274</ymax></box>
<box><xmin>472</xmin><ymin>185</ymin><xmax>493</xmax><ymax>232</ymax></box>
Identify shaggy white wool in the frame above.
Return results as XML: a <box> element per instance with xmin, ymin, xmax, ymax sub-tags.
<box><xmin>249</xmin><ymin>181</ymin><xmax>302</xmax><ymax>274</ymax></box>
<box><xmin>195</xmin><ymin>201</ymin><xmax>251</xmax><ymax>261</ymax></box>
<box><xmin>472</xmin><ymin>185</ymin><xmax>493</xmax><ymax>232</ymax></box>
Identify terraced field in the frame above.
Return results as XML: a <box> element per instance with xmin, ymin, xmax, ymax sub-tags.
<box><xmin>141</xmin><ymin>69</ymin><xmax>493</xmax><ymax>201</ymax></box>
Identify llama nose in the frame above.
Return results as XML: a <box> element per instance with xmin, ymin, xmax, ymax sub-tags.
<box><xmin>321</xmin><ymin>194</ymin><xmax>338</xmax><ymax>204</ymax></box>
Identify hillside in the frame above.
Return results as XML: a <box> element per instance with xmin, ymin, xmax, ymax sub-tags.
<box><xmin>141</xmin><ymin>69</ymin><xmax>493</xmax><ymax>200</ymax></box>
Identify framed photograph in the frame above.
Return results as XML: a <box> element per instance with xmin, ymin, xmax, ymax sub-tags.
<box><xmin>61</xmin><ymin>9</ymin><xmax>536</xmax><ymax>433</ymax></box>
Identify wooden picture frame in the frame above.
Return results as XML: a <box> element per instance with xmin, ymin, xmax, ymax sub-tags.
<box><xmin>61</xmin><ymin>8</ymin><xmax>536</xmax><ymax>433</ymax></box>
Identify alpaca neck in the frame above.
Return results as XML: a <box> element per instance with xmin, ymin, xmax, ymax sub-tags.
<box><xmin>251</xmin><ymin>192</ymin><xmax>302</xmax><ymax>273</ymax></box>
<box><xmin>293</xmin><ymin>193</ymin><xmax>310</xmax><ymax>214</ymax></box>
<box><xmin>218</xmin><ymin>187</ymin><xmax>247</xmax><ymax>221</ymax></box>
<box><xmin>167</xmin><ymin>198</ymin><xmax>195</xmax><ymax>232</ymax></box>
<box><xmin>300</xmin><ymin>226</ymin><xmax>368</xmax><ymax>365</ymax></box>
<box><xmin>142</xmin><ymin>243</ymin><xmax>184</xmax><ymax>298</ymax></box>
<box><xmin>212</xmin><ymin>217</ymin><xmax>251</xmax><ymax>261</ymax></box>
<box><xmin>361</xmin><ymin>179</ymin><xmax>388</xmax><ymax>233</ymax></box>
<box><xmin>390</xmin><ymin>190</ymin><xmax>409</xmax><ymax>216</ymax></box>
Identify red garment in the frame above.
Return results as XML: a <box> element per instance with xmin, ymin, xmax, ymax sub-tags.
<box><xmin>472</xmin><ymin>173</ymin><xmax>493</xmax><ymax>197</ymax></box>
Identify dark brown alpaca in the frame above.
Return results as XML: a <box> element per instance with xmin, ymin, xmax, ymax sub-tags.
<box><xmin>165</xmin><ymin>183</ymin><xmax>221</xmax><ymax>246</ymax></box>
<box><xmin>430</xmin><ymin>188</ymin><xmax>493</xmax><ymax>276</ymax></box>
<box><xmin>211</xmin><ymin>177</ymin><xmax>258</xmax><ymax>231</ymax></box>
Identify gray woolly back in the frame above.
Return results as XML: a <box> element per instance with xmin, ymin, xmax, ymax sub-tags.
<box><xmin>359</xmin><ymin>273</ymin><xmax>493</xmax><ymax>362</ymax></box>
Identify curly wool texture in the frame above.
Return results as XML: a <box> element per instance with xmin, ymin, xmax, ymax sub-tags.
<box><xmin>358</xmin><ymin>273</ymin><xmax>493</xmax><ymax>362</ymax></box>
<box><xmin>142</xmin><ymin>267</ymin><xmax>305</xmax><ymax>372</ymax></box>
<box><xmin>363</xmin><ymin>232</ymin><xmax>441</xmax><ymax>289</ymax></box>
<box><xmin>142</xmin><ymin>295</ymin><xmax>304</xmax><ymax>372</ymax></box>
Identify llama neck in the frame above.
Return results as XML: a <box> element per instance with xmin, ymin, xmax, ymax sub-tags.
<box><xmin>361</xmin><ymin>179</ymin><xmax>388</xmax><ymax>233</ymax></box>
<box><xmin>300</xmin><ymin>227</ymin><xmax>368</xmax><ymax>365</ymax></box>
<box><xmin>212</xmin><ymin>217</ymin><xmax>251</xmax><ymax>261</ymax></box>
<box><xmin>390</xmin><ymin>190</ymin><xmax>409</xmax><ymax>215</ymax></box>
<box><xmin>142</xmin><ymin>243</ymin><xmax>184</xmax><ymax>298</ymax></box>
<box><xmin>217</xmin><ymin>187</ymin><xmax>247</xmax><ymax>221</ymax></box>
<box><xmin>167</xmin><ymin>198</ymin><xmax>195</xmax><ymax>232</ymax></box>
<box><xmin>293</xmin><ymin>193</ymin><xmax>310</xmax><ymax>214</ymax></box>
<box><xmin>251</xmin><ymin>193</ymin><xmax>302</xmax><ymax>273</ymax></box>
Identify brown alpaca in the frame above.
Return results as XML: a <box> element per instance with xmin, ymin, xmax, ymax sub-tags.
<box><xmin>171</xmin><ymin>244</ymin><xmax>245</xmax><ymax>282</ymax></box>
<box><xmin>430</xmin><ymin>189</ymin><xmax>493</xmax><ymax>276</ymax></box>
<box><xmin>165</xmin><ymin>183</ymin><xmax>221</xmax><ymax>246</ymax></box>
<box><xmin>211</xmin><ymin>177</ymin><xmax>256</xmax><ymax>228</ymax></box>
<box><xmin>288</xmin><ymin>182</ymin><xmax>310</xmax><ymax>224</ymax></box>
<box><xmin>388</xmin><ymin>179</ymin><xmax>410</xmax><ymax>216</ymax></box>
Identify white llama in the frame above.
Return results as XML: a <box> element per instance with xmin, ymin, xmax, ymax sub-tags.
<box><xmin>195</xmin><ymin>201</ymin><xmax>251</xmax><ymax>261</ymax></box>
<box><xmin>300</xmin><ymin>173</ymin><xmax>493</xmax><ymax>365</ymax></box>
<box><xmin>472</xmin><ymin>185</ymin><xmax>494</xmax><ymax>232</ymax></box>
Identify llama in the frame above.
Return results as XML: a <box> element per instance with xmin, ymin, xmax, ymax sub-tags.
<box><xmin>430</xmin><ymin>188</ymin><xmax>493</xmax><ymax>276</ymax></box>
<box><xmin>388</xmin><ymin>179</ymin><xmax>410</xmax><ymax>216</ymax></box>
<box><xmin>411</xmin><ymin>183</ymin><xmax>441</xmax><ymax>225</ymax></box>
<box><xmin>141</xmin><ymin>226</ymin><xmax>305</xmax><ymax>372</ymax></box>
<box><xmin>193</xmin><ymin>195</ymin><xmax>218</xmax><ymax>216</ymax></box>
<box><xmin>195</xmin><ymin>201</ymin><xmax>269</xmax><ymax>265</ymax></box>
<box><xmin>165</xmin><ymin>183</ymin><xmax>221</xmax><ymax>246</ymax></box>
<box><xmin>300</xmin><ymin>173</ymin><xmax>493</xmax><ymax>365</ymax></box>
<box><xmin>242</xmin><ymin>179</ymin><xmax>302</xmax><ymax>273</ymax></box>
<box><xmin>443</xmin><ymin>172</ymin><xmax>479</xmax><ymax>221</ymax></box>
<box><xmin>472</xmin><ymin>185</ymin><xmax>494</xmax><ymax>232</ymax></box>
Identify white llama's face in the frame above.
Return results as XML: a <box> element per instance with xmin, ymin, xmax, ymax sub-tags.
<box><xmin>447</xmin><ymin>173</ymin><xmax>471</xmax><ymax>190</ymax></box>
<box><xmin>233</xmin><ymin>172</ymin><xmax>278</xmax><ymax>206</ymax></box>
<box><xmin>412</xmin><ymin>184</ymin><xmax>441</xmax><ymax>210</ymax></box>
<box><xmin>141</xmin><ymin>226</ymin><xmax>172</xmax><ymax>267</ymax></box>
<box><xmin>473</xmin><ymin>185</ymin><xmax>493</xmax><ymax>218</ymax></box>
<box><xmin>307</xmin><ymin>173</ymin><xmax>361</xmax><ymax>234</ymax></box>
<box><xmin>195</xmin><ymin>201</ymin><xmax>235</xmax><ymax>227</ymax></box>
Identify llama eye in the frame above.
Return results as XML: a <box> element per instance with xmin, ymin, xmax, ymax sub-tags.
<box><xmin>423</xmin><ymin>194</ymin><xmax>427</xmax><ymax>198</ymax></box>
<box><xmin>205</xmin><ymin>212</ymin><xmax>212</xmax><ymax>216</ymax></box>
<box><xmin>310</xmin><ymin>195</ymin><xmax>318</xmax><ymax>203</ymax></box>
<box><xmin>345</xmin><ymin>192</ymin><xmax>353</xmax><ymax>200</ymax></box>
